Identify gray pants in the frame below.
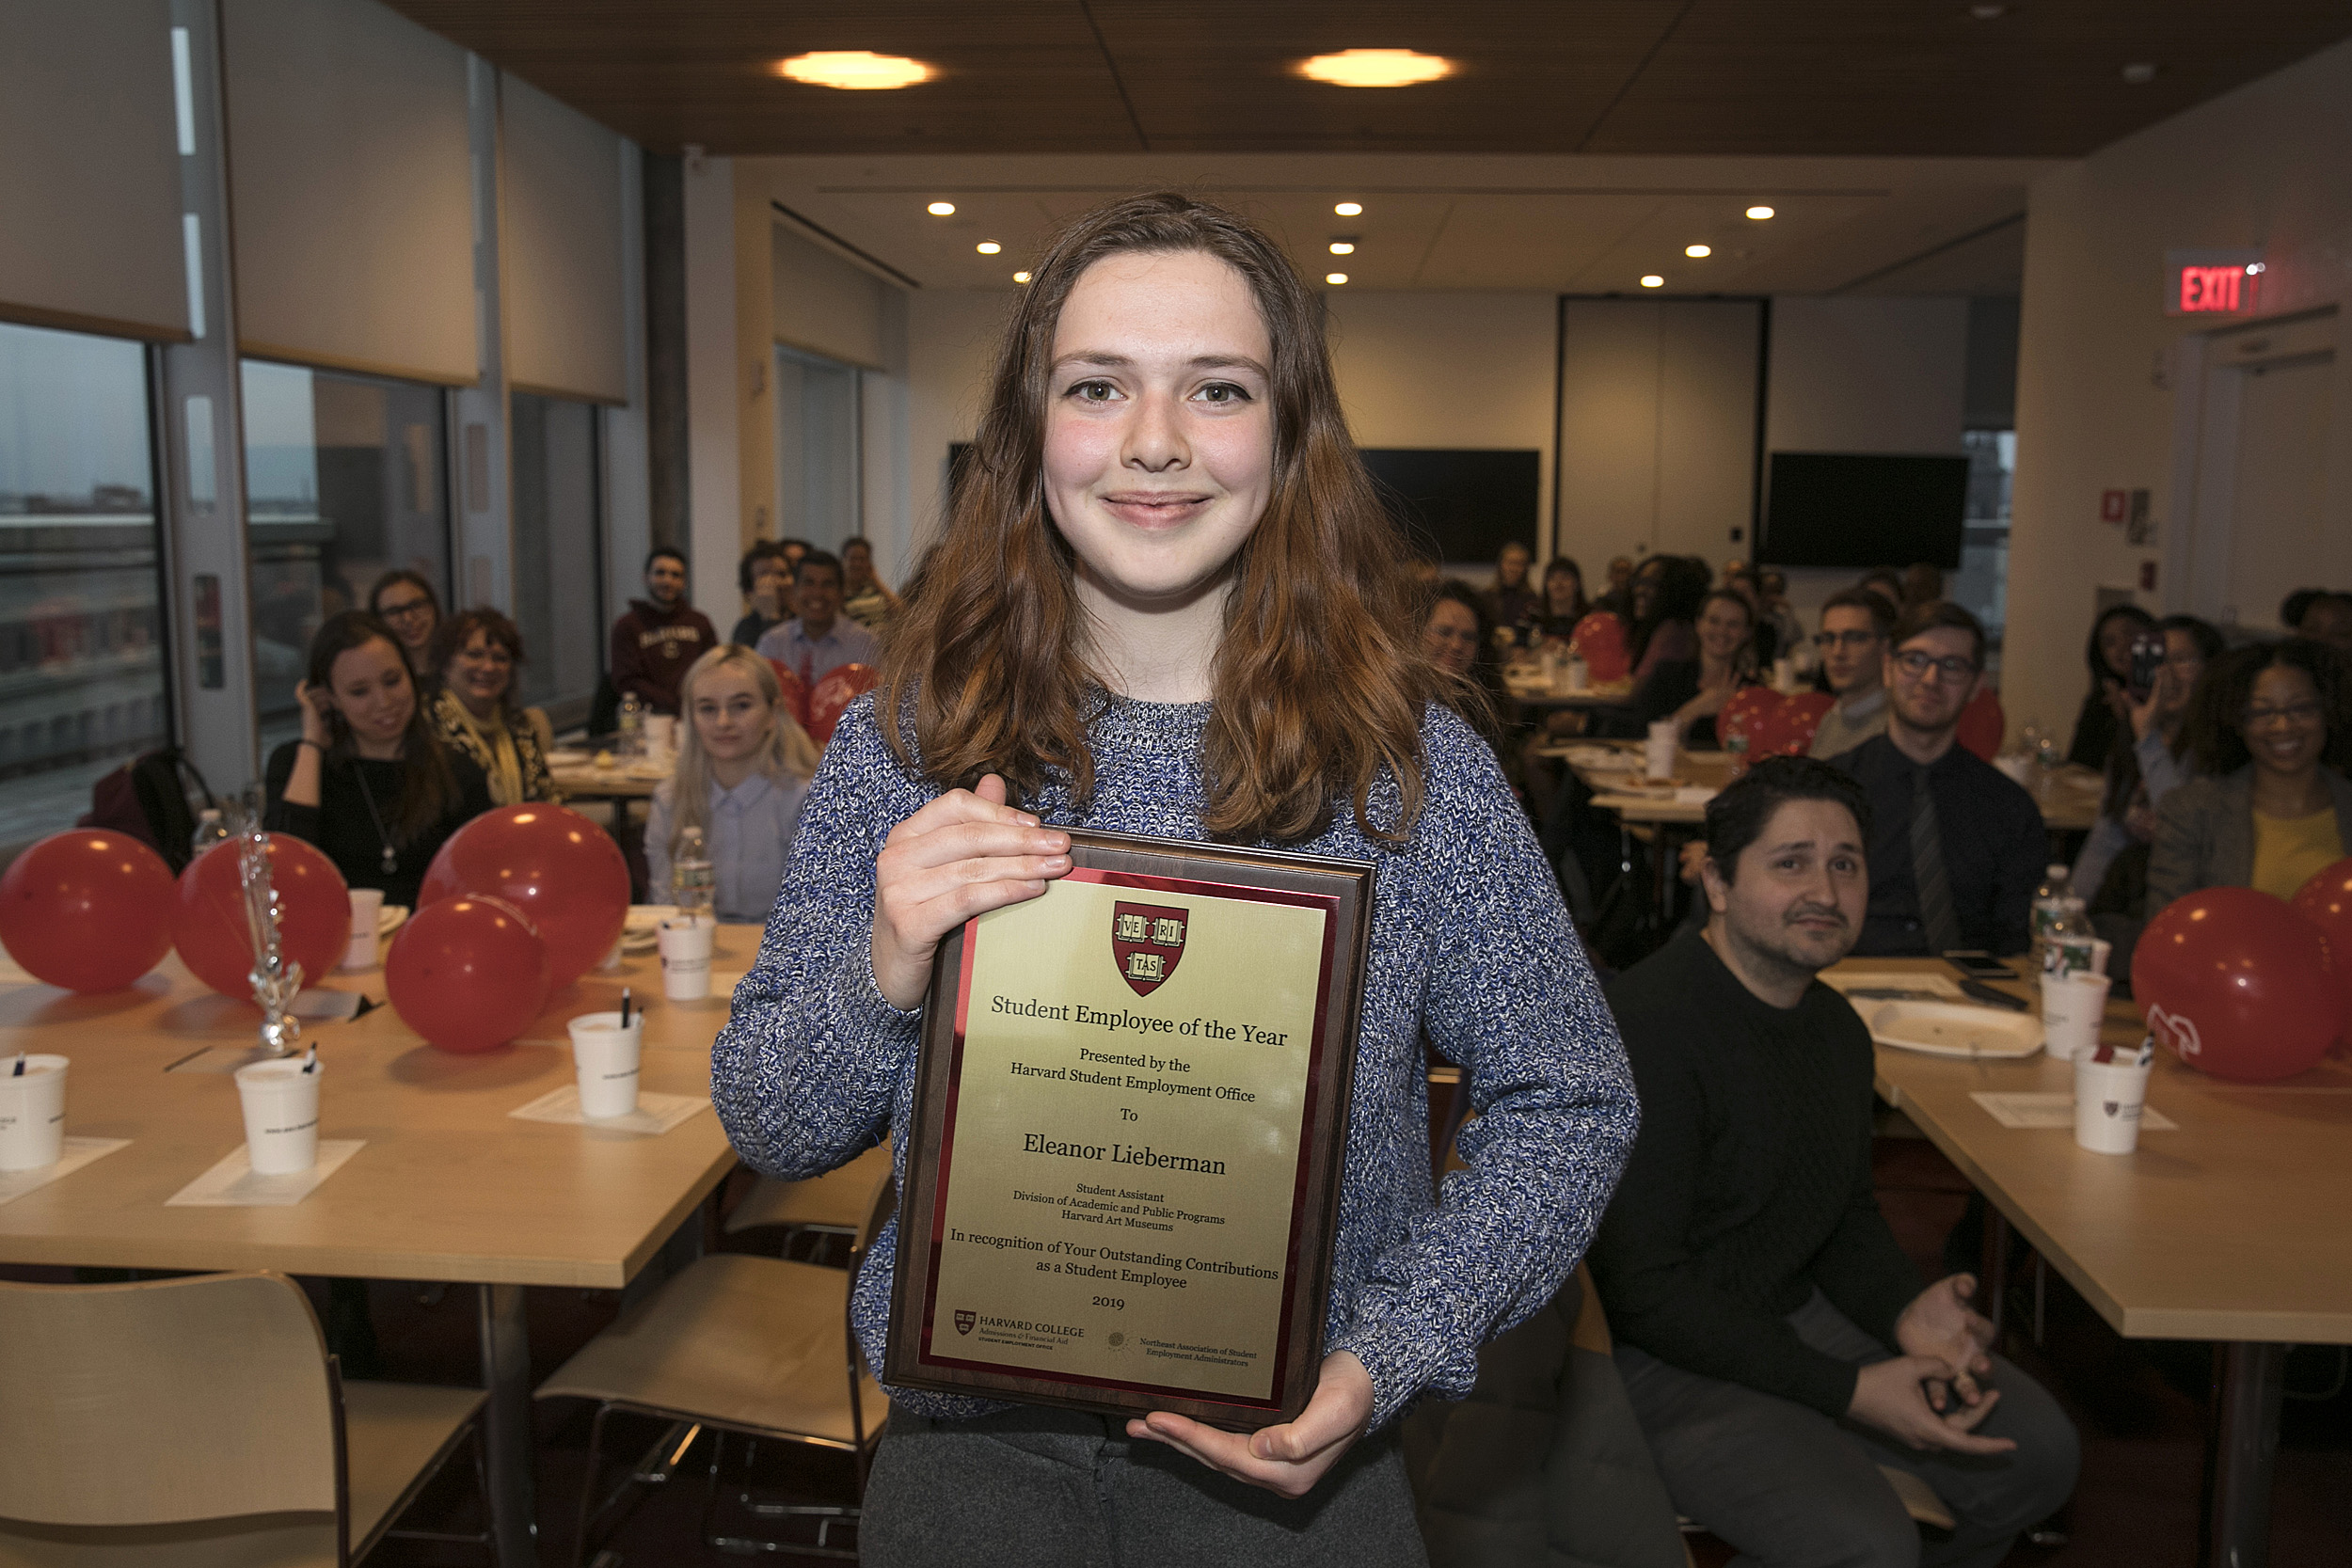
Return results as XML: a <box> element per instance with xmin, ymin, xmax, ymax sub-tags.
<box><xmin>862</xmin><ymin>1403</ymin><xmax>1430</xmax><ymax>1568</ymax></box>
<box><xmin>1614</xmin><ymin>1291</ymin><xmax>2079</xmax><ymax>1568</ymax></box>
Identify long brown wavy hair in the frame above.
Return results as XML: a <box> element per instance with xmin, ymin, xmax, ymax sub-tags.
<box><xmin>305</xmin><ymin>610</ymin><xmax>461</xmax><ymax>845</ymax></box>
<box><xmin>879</xmin><ymin>192</ymin><xmax>1434</xmax><ymax>844</ymax></box>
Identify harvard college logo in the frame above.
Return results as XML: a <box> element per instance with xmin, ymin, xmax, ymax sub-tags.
<box><xmin>954</xmin><ymin>1309</ymin><xmax>975</xmax><ymax>1336</ymax></box>
<box><xmin>1111</xmin><ymin>901</ymin><xmax>1187</xmax><ymax>997</ymax></box>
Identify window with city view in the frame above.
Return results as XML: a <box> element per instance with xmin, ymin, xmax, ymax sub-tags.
<box><xmin>0</xmin><ymin>322</ymin><xmax>168</xmax><ymax>851</ymax></box>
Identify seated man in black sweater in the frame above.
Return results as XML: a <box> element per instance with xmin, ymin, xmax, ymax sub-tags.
<box><xmin>1589</xmin><ymin>756</ymin><xmax>2077</xmax><ymax>1568</ymax></box>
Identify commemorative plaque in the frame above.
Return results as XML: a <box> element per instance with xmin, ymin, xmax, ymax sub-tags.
<box><xmin>884</xmin><ymin>829</ymin><xmax>1374</xmax><ymax>1430</ymax></box>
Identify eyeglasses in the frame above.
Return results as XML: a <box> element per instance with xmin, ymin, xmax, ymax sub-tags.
<box><xmin>1892</xmin><ymin>649</ymin><xmax>1979</xmax><ymax>682</ymax></box>
<box><xmin>377</xmin><ymin>596</ymin><xmax>433</xmax><ymax>621</ymax></box>
<box><xmin>1813</xmin><ymin>629</ymin><xmax>1881</xmax><ymax>649</ymax></box>
<box><xmin>2243</xmin><ymin>701</ymin><xmax>2324</xmax><ymax>727</ymax></box>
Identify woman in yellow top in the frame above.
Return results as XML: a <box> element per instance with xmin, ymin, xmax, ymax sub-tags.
<box><xmin>425</xmin><ymin>608</ymin><xmax>561</xmax><ymax>805</ymax></box>
<box><xmin>2148</xmin><ymin>638</ymin><xmax>2352</xmax><ymax>911</ymax></box>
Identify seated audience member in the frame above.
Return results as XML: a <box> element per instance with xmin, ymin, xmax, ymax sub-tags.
<box><xmin>1526</xmin><ymin>555</ymin><xmax>1588</xmax><ymax>642</ymax></box>
<box><xmin>612</xmin><ymin>546</ymin><xmax>720</xmax><ymax>716</ymax></box>
<box><xmin>2065</xmin><ymin>603</ymin><xmax>2159</xmax><ymax>771</ymax></box>
<box><xmin>731</xmin><ymin>541</ymin><xmax>793</xmax><ymax>648</ymax></box>
<box><xmin>1857</xmin><ymin>568</ymin><xmax>1905</xmax><ymax>617</ymax></box>
<box><xmin>1807</xmin><ymin>589</ymin><xmax>1895</xmax><ymax>758</ymax></box>
<box><xmin>1424</xmin><ymin>579</ymin><xmax>1510</xmax><ymax>749</ymax></box>
<box><xmin>367</xmin><ymin>569</ymin><xmax>443</xmax><ymax>685</ymax></box>
<box><xmin>2297</xmin><ymin>591</ymin><xmax>2352</xmax><ymax>660</ymax></box>
<box><xmin>646</xmin><ymin>647</ymin><xmax>819</xmax><ymax>923</ymax></box>
<box><xmin>427</xmin><ymin>609</ymin><xmax>560</xmax><ymax>806</ymax></box>
<box><xmin>777</xmin><ymin>536</ymin><xmax>812</xmax><ymax>574</ymax></box>
<box><xmin>1596</xmin><ymin>553</ymin><xmax>1637</xmax><ymax>620</ymax></box>
<box><xmin>839</xmin><ymin>535</ymin><xmax>902</xmax><ymax>631</ymax></box>
<box><xmin>756</xmin><ymin>548</ymin><xmax>881</xmax><ymax>689</ymax></box>
<box><xmin>266</xmin><ymin>610</ymin><xmax>492</xmax><ymax>909</ymax></box>
<box><xmin>1756</xmin><ymin>569</ymin><xmax>1804</xmax><ymax>663</ymax></box>
<box><xmin>1482</xmin><ymin>540</ymin><xmax>1538</xmax><ymax>634</ymax></box>
<box><xmin>1591</xmin><ymin>757</ymin><xmax>2079</xmax><ymax>1567</ymax></box>
<box><xmin>1901</xmin><ymin>562</ymin><xmax>1945</xmax><ymax>609</ymax></box>
<box><xmin>2148</xmin><ymin>637</ymin><xmax>2352</xmax><ymax>910</ymax></box>
<box><xmin>2280</xmin><ymin>587</ymin><xmax>2328</xmax><ymax>635</ymax></box>
<box><xmin>1829</xmin><ymin>602</ymin><xmax>2043</xmax><ymax>956</ymax></box>
<box><xmin>2072</xmin><ymin>613</ymin><xmax>2221</xmax><ymax>909</ymax></box>
<box><xmin>1641</xmin><ymin>588</ymin><xmax>1758</xmax><ymax>747</ymax></box>
<box><xmin>1628</xmin><ymin>556</ymin><xmax>1708</xmax><ymax>679</ymax></box>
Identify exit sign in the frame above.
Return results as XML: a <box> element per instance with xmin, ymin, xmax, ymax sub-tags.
<box><xmin>2165</xmin><ymin>248</ymin><xmax>2265</xmax><ymax>316</ymax></box>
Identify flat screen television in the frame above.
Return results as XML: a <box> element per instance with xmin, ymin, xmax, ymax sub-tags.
<box><xmin>1359</xmin><ymin>449</ymin><xmax>1539</xmax><ymax>565</ymax></box>
<box><xmin>1759</xmin><ymin>451</ymin><xmax>1968</xmax><ymax>569</ymax></box>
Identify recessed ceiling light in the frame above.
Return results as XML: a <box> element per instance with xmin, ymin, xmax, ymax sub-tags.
<box><xmin>1326</xmin><ymin>272</ymin><xmax>1350</xmax><ymax>286</ymax></box>
<box><xmin>927</xmin><ymin>201</ymin><xmax>955</xmax><ymax>216</ymax></box>
<box><xmin>2122</xmin><ymin>61</ymin><xmax>2158</xmax><ymax>85</ymax></box>
<box><xmin>1297</xmin><ymin>49</ymin><xmax>1453</xmax><ymax>88</ymax></box>
<box><xmin>1685</xmin><ymin>244</ymin><xmax>1711</xmax><ymax>258</ymax></box>
<box><xmin>1968</xmin><ymin>4</ymin><xmax>2008</xmax><ymax>18</ymax></box>
<box><xmin>774</xmin><ymin>51</ymin><xmax>931</xmax><ymax>90</ymax></box>
<box><xmin>976</xmin><ymin>241</ymin><xmax>1001</xmax><ymax>255</ymax></box>
<box><xmin>1745</xmin><ymin>205</ymin><xmax>1775</xmax><ymax>220</ymax></box>
<box><xmin>1334</xmin><ymin>201</ymin><xmax>1363</xmax><ymax>216</ymax></box>
<box><xmin>1640</xmin><ymin>275</ymin><xmax>1664</xmax><ymax>289</ymax></box>
<box><xmin>1329</xmin><ymin>241</ymin><xmax>1356</xmax><ymax>255</ymax></box>
<box><xmin>1013</xmin><ymin>271</ymin><xmax>1030</xmax><ymax>283</ymax></box>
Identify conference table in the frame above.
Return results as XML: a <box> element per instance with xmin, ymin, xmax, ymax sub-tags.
<box><xmin>1836</xmin><ymin>956</ymin><xmax>2352</xmax><ymax>1568</ymax></box>
<box><xmin>0</xmin><ymin>921</ymin><xmax>767</xmax><ymax>1567</ymax></box>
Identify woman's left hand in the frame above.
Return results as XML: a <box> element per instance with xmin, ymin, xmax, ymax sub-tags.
<box><xmin>1125</xmin><ymin>1350</ymin><xmax>1372</xmax><ymax>1499</ymax></box>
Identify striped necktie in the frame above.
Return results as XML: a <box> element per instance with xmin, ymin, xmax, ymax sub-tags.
<box><xmin>1910</xmin><ymin>762</ymin><xmax>1962</xmax><ymax>956</ymax></box>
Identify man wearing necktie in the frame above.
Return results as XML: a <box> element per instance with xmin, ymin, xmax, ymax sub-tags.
<box><xmin>1825</xmin><ymin>602</ymin><xmax>2042</xmax><ymax>958</ymax></box>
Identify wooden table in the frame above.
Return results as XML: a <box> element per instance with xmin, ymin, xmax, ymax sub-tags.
<box><xmin>0</xmin><ymin>926</ymin><xmax>765</xmax><ymax>1566</ymax></box>
<box><xmin>1837</xmin><ymin>956</ymin><xmax>2352</xmax><ymax>1567</ymax></box>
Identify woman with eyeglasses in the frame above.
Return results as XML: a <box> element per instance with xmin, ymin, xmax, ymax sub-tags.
<box><xmin>2071</xmin><ymin>614</ymin><xmax>2222</xmax><ymax>910</ymax></box>
<box><xmin>366</xmin><ymin>569</ymin><xmax>443</xmax><ymax>685</ymax></box>
<box><xmin>426</xmin><ymin>608</ymin><xmax>561</xmax><ymax>806</ymax></box>
<box><xmin>2147</xmin><ymin>638</ymin><xmax>2352</xmax><ymax>911</ymax></box>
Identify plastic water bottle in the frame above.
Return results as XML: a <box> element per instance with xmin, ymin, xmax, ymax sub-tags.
<box><xmin>1721</xmin><ymin>708</ymin><xmax>1752</xmax><ymax>778</ymax></box>
<box><xmin>672</xmin><ymin>825</ymin><xmax>715</xmax><ymax>920</ymax></box>
<box><xmin>617</xmin><ymin>691</ymin><xmax>645</xmax><ymax>757</ymax></box>
<box><xmin>191</xmin><ymin>808</ymin><xmax>229</xmax><ymax>854</ymax></box>
<box><xmin>2030</xmin><ymin>863</ymin><xmax>2074</xmax><ymax>969</ymax></box>
<box><xmin>2042</xmin><ymin>895</ymin><xmax>2093</xmax><ymax>976</ymax></box>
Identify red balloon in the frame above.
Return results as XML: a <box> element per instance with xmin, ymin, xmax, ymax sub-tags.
<box><xmin>1773</xmin><ymin>691</ymin><xmax>1836</xmax><ymax>756</ymax></box>
<box><xmin>419</xmin><ymin>804</ymin><xmax>628</xmax><ymax>990</ymax></box>
<box><xmin>765</xmin><ymin>658</ymin><xmax>812</xmax><ymax>733</ymax></box>
<box><xmin>2290</xmin><ymin>856</ymin><xmax>2352</xmax><ymax>1040</ymax></box>
<box><xmin>2136</xmin><ymin>887</ymin><xmax>2342</xmax><ymax>1082</ymax></box>
<box><xmin>1568</xmin><ymin>613</ymin><xmax>1629</xmax><ymax>683</ymax></box>
<box><xmin>1718</xmin><ymin>686</ymin><xmax>1781</xmax><ymax>757</ymax></box>
<box><xmin>0</xmin><ymin>830</ymin><xmax>177</xmax><ymax>991</ymax></box>
<box><xmin>1956</xmin><ymin>688</ymin><xmax>2005</xmax><ymax>762</ymax></box>
<box><xmin>171</xmin><ymin>836</ymin><xmax>350</xmax><ymax>998</ymax></box>
<box><xmin>806</xmin><ymin>662</ymin><xmax>880</xmax><ymax>748</ymax></box>
<box><xmin>384</xmin><ymin>895</ymin><xmax>549</xmax><ymax>1053</ymax></box>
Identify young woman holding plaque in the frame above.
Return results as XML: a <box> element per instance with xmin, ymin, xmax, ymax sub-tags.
<box><xmin>711</xmin><ymin>194</ymin><xmax>1637</xmax><ymax>1563</ymax></box>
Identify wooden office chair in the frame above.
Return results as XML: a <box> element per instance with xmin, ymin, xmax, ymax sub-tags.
<box><xmin>0</xmin><ymin>1271</ymin><xmax>486</xmax><ymax>1567</ymax></box>
<box><xmin>538</xmin><ymin>1154</ymin><xmax>896</xmax><ymax>1565</ymax></box>
<box><xmin>723</xmin><ymin>1141</ymin><xmax>893</xmax><ymax>1260</ymax></box>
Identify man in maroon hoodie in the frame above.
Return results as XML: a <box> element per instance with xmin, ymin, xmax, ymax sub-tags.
<box><xmin>609</xmin><ymin>547</ymin><xmax>718</xmax><ymax>715</ymax></box>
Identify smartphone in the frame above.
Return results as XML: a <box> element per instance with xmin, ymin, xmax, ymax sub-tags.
<box><xmin>2126</xmin><ymin>630</ymin><xmax>2166</xmax><ymax>701</ymax></box>
<box><xmin>1944</xmin><ymin>951</ymin><xmax>2018</xmax><ymax>981</ymax></box>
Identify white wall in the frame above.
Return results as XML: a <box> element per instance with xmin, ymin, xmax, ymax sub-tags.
<box><xmin>2006</xmin><ymin>38</ymin><xmax>2352</xmax><ymax>739</ymax></box>
<box><xmin>902</xmin><ymin>289</ymin><xmax>1016</xmax><ymax>572</ymax></box>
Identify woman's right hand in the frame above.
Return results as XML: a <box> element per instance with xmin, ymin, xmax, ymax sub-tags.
<box><xmin>870</xmin><ymin>773</ymin><xmax>1071</xmax><ymax>1010</ymax></box>
<box><xmin>294</xmin><ymin>679</ymin><xmax>334</xmax><ymax>746</ymax></box>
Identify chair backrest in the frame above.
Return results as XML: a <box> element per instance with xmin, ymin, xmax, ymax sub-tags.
<box><xmin>0</xmin><ymin>1272</ymin><xmax>340</xmax><ymax>1527</ymax></box>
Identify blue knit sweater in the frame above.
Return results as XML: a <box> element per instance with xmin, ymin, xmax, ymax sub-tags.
<box><xmin>711</xmin><ymin>693</ymin><xmax>1638</xmax><ymax>1430</ymax></box>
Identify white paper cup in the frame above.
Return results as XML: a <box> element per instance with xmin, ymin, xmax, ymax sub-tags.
<box><xmin>658</xmin><ymin>917</ymin><xmax>714</xmax><ymax>1001</ymax></box>
<box><xmin>644</xmin><ymin>715</ymin><xmax>676</xmax><ymax>755</ymax></box>
<box><xmin>344</xmin><ymin>888</ymin><xmax>385</xmax><ymax>972</ymax></box>
<box><xmin>2074</xmin><ymin>1055</ymin><xmax>2153</xmax><ymax>1154</ymax></box>
<box><xmin>567</xmin><ymin>1011</ymin><xmax>644</xmax><ymax>1119</ymax></box>
<box><xmin>2040</xmin><ymin>971</ymin><xmax>2113</xmax><ymax>1061</ymax></box>
<box><xmin>1644</xmin><ymin>721</ymin><xmax>1678</xmax><ymax>783</ymax></box>
<box><xmin>1566</xmin><ymin>660</ymin><xmax>1589</xmax><ymax>692</ymax></box>
<box><xmin>0</xmin><ymin>1055</ymin><xmax>69</xmax><ymax>1171</ymax></box>
<box><xmin>234</xmin><ymin>1058</ymin><xmax>322</xmax><ymax>1175</ymax></box>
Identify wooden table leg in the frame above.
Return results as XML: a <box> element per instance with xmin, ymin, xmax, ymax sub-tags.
<box><xmin>478</xmin><ymin>1282</ymin><xmax>540</xmax><ymax>1567</ymax></box>
<box><xmin>2201</xmin><ymin>1340</ymin><xmax>2285</xmax><ymax>1568</ymax></box>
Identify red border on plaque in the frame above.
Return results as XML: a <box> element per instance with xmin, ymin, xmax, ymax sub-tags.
<box><xmin>914</xmin><ymin>866</ymin><xmax>1341</xmax><ymax>1412</ymax></box>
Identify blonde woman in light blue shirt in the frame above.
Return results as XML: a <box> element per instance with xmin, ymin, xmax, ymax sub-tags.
<box><xmin>647</xmin><ymin>646</ymin><xmax>820</xmax><ymax>923</ymax></box>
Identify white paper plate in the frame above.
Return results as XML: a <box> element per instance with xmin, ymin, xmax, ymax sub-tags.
<box><xmin>625</xmin><ymin>905</ymin><xmax>677</xmax><ymax>936</ymax></box>
<box><xmin>1865</xmin><ymin>1000</ymin><xmax>2043</xmax><ymax>1059</ymax></box>
<box><xmin>1564</xmin><ymin>745</ymin><xmax>1639</xmax><ymax>770</ymax></box>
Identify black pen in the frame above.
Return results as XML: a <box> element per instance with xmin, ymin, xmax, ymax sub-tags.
<box><xmin>619</xmin><ymin>988</ymin><xmax>632</xmax><ymax>1029</ymax></box>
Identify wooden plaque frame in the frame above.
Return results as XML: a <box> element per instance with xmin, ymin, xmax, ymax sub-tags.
<box><xmin>883</xmin><ymin>828</ymin><xmax>1373</xmax><ymax>1430</ymax></box>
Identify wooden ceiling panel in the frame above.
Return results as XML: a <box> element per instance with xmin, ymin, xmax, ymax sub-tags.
<box><xmin>381</xmin><ymin>1</ymin><xmax>2352</xmax><ymax>159</ymax></box>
